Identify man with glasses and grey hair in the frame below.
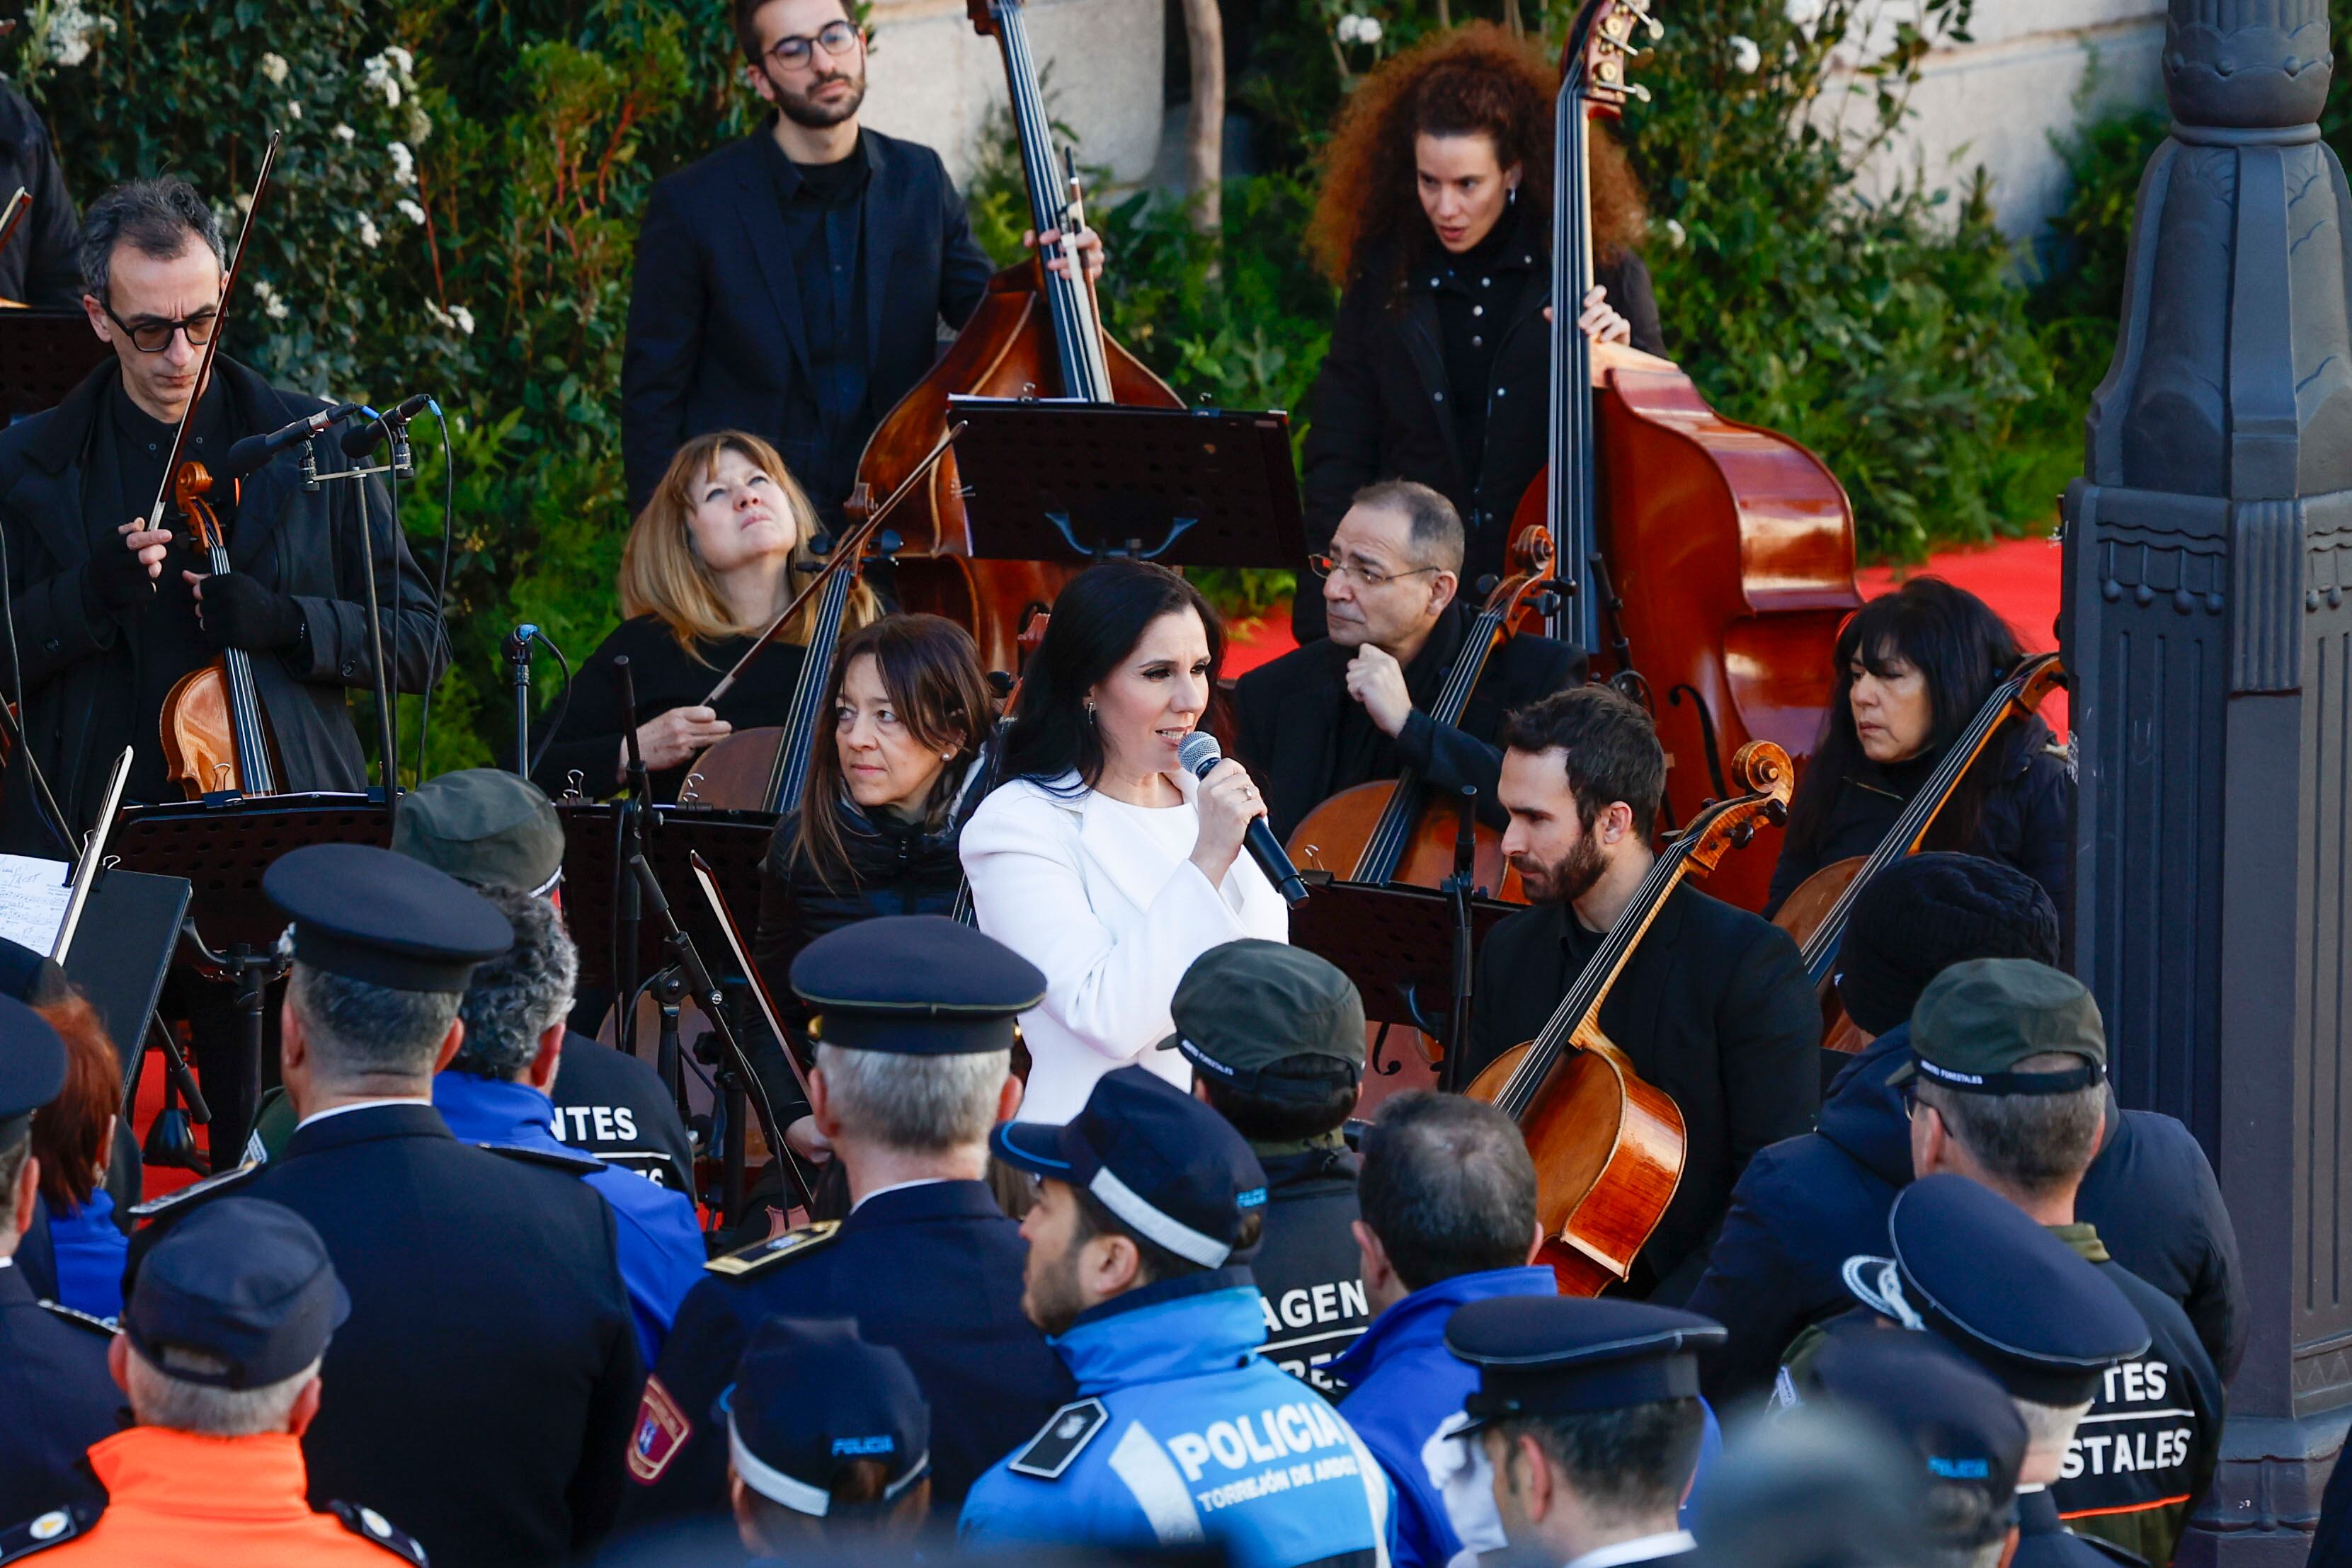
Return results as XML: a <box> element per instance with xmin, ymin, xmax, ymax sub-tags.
<box><xmin>1231</xmin><ymin>479</ymin><xmax>1583</xmax><ymax>846</ymax></box>
<box><xmin>0</xmin><ymin>175</ymin><xmax>446</xmax><ymax>857</ymax></box>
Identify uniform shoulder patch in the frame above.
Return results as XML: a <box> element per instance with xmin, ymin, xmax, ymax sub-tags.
<box><xmin>1008</xmin><ymin>1397</ymin><xmax>1110</xmax><ymax>1480</ymax></box>
<box><xmin>626</xmin><ymin>1373</ymin><xmax>695</xmax><ymax>1484</ymax></box>
<box><xmin>0</xmin><ymin>1505</ymin><xmax>98</xmax><ymax>1562</ymax></box>
<box><xmin>704</xmin><ymin>1219</ymin><xmax>840</xmax><ymax>1277</ymax></box>
<box><xmin>326</xmin><ymin>1501</ymin><xmax>428</xmax><ymax>1564</ymax></box>
<box><xmin>36</xmin><ymin>1300</ymin><xmax>115</xmax><ymax>1336</ymax></box>
<box><xmin>127</xmin><ymin>1160</ymin><xmax>260</xmax><ymax>1220</ymax></box>
<box><xmin>476</xmin><ymin>1141</ymin><xmax>603</xmax><ymax>1177</ymax></box>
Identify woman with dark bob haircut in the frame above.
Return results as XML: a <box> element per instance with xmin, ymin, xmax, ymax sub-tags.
<box><xmin>960</xmin><ymin>561</ymin><xmax>1290</xmax><ymax>1121</ymax></box>
<box><xmin>1765</xmin><ymin>577</ymin><xmax>2072</xmax><ymax>918</ymax></box>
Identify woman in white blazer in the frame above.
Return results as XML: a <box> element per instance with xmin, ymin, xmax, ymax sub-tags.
<box><xmin>961</xmin><ymin>561</ymin><xmax>1289</xmax><ymax>1122</ymax></box>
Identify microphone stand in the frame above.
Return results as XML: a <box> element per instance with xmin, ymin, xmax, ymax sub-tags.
<box><xmin>1438</xmin><ymin>784</ymin><xmax>1480</xmax><ymax>1095</ymax></box>
<box><xmin>307</xmin><ymin>433</ymin><xmax>401</xmax><ymax>833</ymax></box>
<box><xmin>506</xmin><ymin>625</ymin><xmax>536</xmax><ymax>777</ymax></box>
<box><xmin>612</xmin><ymin>656</ymin><xmax>649</xmax><ymax>1059</ymax></box>
<box><xmin>628</xmin><ymin>853</ymin><xmax>814</xmax><ymax>1223</ymax></box>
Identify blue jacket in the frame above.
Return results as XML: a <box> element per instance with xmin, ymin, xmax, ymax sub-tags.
<box><xmin>434</xmin><ymin>1072</ymin><xmax>706</xmax><ymax>1366</ymax></box>
<box><xmin>961</xmin><ymin>1270</ymin><xmax>1398</xmax><ymax>1568</ymax></box>
<box><xmin>44</xmin><ymin>1191</ymin><xmax>125</xmax><ymax>1322</ymax></box>
<box><xmin>1331</xmin><ymin>1266</ymin><xmax>1719</xmax><ymax>1568</ymax></box>
<box><xmin>1686</xmin><ymin>1025</ymin><xmax>2247</xmax><ymax>1402</ymax></box>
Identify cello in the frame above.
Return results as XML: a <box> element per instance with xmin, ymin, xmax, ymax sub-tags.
<box><xmin>1284</xmin><ymin>523</ymin><xmax>1555</xmax><ymax>898</ymax></box>
<box><xmin>156</xmin><ymin>134</ymin><xmax>287</xmax><ymax>798</ymax></box>
<box><xmin>1464</xmin><ymin>740</ymin><xmax>1791</xmax><ymax>1295</ymax></box>
<box><xmin>1771</xmin><ymin>651</ymin><xmax>2065</xmax><ymax>1051</ymax></box>
<box><xmin>1516</xmin><ymin>0</ymin><xmax>1861</xmax><ymax>911</ymax></box>
<box><xmin>846</xmin><ymin>0</ymin><xmax>1184</xmax><ymax>675</ymax></box>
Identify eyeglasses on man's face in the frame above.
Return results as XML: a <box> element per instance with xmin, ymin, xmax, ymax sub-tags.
<box><xmin>102</xmin><ymin>299</ymin><xmax>221</xmax><ymax>355</ymax></box>
<box><xmin>1308</xmin><ymin>552</ymin><xmax>1441</xmax><ymax>590</ymax></box>
<box><xmin>767</xmin><ymin>19</ymin><xmax>861</xmax><ymax>68</ymax></box>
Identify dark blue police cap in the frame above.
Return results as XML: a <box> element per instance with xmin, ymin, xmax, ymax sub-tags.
<box><xmin>992</xmin><ymin>1065</ymin><xmax>1268</xmax><ymax>1269</ymax></box>
<box><xmin>1445</xmin><ymin>1295</ymin><xmax>1725</xmax><ymax>1431</ymax></box>
<box><xmin>1801</xmin><ymin>1325</ymin><xmax>2027</xmax><ymax>1547</ymax></box>
<box><xmin>264</xmin><ymin>842</ymin><xmax>514</xmax><ymax>995</ymax></box>
<box><xmin>729</xmin><ymin>1317</ymin><xmax>930</xmax><ymax>1516</ymax></box>
<box><xmin>792</xmin><ymin>915</ymin><xmax>1046</xmax><ymax>1055</ymax></box>
<box><xmin>1853</xmin><ymin>1174</ymin><xmax>2149</xmax><ymax>1407</ymax></box>
<box><xmin>0</xmin><ymin>992</ymin><xmax>66</xmax><ymax>1143</ymax></box>
<box><xmin>125</xmin><ymin>1196</ymin><xmax>350</xmax><ymax>1390</ymax></box>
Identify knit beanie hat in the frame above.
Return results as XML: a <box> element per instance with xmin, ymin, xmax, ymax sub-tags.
<box><xmin>1833</xmin><ymin>853</ymin><xmax>2060</xmax><ymax>1036</ymax></box>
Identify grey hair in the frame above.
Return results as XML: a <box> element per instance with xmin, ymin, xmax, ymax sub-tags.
<box><xmin>125</xmin><ymin>1345</ymin><xmax>321</xmax><ymax>1437</ymax></box>
<box><xmin>812</xmin><ymin>1043</ymin><xmax>1007</xmax><ymax>1152</ymax></box>
<box><xmin>1913</xmin><ymin>1051</ymin><xmax>2106</xmax><ymax>1201</ymax></box>
<box><xmin>453</xmin><ymin>888</ymin><xmax>576</xmax><ymax>1080</ymax></box>
<box><xmin>2012</xmin><ymin>1396</ymin><xmax>2093</xmax><ymax>1485</ymax></box>
<box><xmin>287</xmin><ymin>962</ymin><xmax>463</xmax><ymax>1086</ymax></box>
<box><xmin>79</xmin><ymin>177</ymin><xmax>226</xmax><ymax>302</ymax></box>
<box><xmin>1350</xmin><ymin>479</ymin><xmax>1466</xmax><ymax>576</ymax></box>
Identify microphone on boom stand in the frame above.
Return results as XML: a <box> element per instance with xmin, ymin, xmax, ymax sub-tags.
<box><xmin>341</xmin><ymin>393</ymin><xmax>434</xmax><ymax>478</ymax></box>
<box><xmin>219</xmin><ymin>403</ymin><xmax>365</xmax><ymax>482</ymax></box>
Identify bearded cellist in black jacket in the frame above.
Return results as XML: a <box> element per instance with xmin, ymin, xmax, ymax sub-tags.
<box><xmin>1295</xmin><ymin>23</ymin><xmax>1664</xmax><ymax>643</ymax></box>
<box><xmin>0</xmin><ymin>178</ymin><xmax>444</xmax><ymax>855</ymax></box>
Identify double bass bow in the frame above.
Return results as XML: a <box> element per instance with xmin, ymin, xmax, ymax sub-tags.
<box><xmin>1771</xmin><ymin>651</ymin><xmax>2065</xmax><ymax>1051</ymax></box>
<box><xmin>1465</xmin><ymin>740</ymin><xmax>1792</xmax><ymax>1295</ymax></box>
<box><xmin>157</xmin><ymin>132</ymin><xmax>287</xmax><ymax>799</ymax></box>
<box><xmin>847</xmin><ymin>0</ymin><xmax>1183</xmax><ymax>676</ymax></box>
<box><xmin>1516</xmin><ymin>0</ymin><xmax>1861</xmax><ymax>910</ymax></box>
<box><xmin>1285</xmin><ymin>523</ymin><xmax>1555</xmax><ymax>898</ymax></box>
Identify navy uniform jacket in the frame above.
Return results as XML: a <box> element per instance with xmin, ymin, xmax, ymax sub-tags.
<box><xmin>0</xmin><ymin>1259</ymin><xmax>120</xmax><ymax>1526</ymax></box>
<box><xmin>1252</xmin><ymin>1146</ymin><xmax>1371</xmax><ymax>1392</ymax></box>
<box><xmin>127</xmin><ymin>1104</ymin><xmax>644</xmax><ymax>1568</ymax></box>
<box><xmin>617</xmin><ymin>1179</ymin><xmax>1073</xmax><ymax>1528</ymax></box>
<box><xmin>2014</xmin><ymin>1486</ymin><xmax>2146</xmax><ymax>1568</ymax></box>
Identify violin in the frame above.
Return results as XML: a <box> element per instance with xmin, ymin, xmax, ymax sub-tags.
<box><xmin>1514</xmin><ymin>0</ymin><xmax>1860</xmax><ymax>911</ymax></box>
<box><xmin>156</xmin><ymin>133</ymin><xmax>287</xmax><ymax>799</ymax></box>
<box><xmin>1284</xmin><ymin>524</ymin><xmax>1555</xmax><ymax>898</ymax></box>
<box><xmin>1464</xmin><ymin>740</ymin><xmax>1792</xmax><ymax>1295</ymax></box>
<box><xmin>846</xmin><ymin>0</ymin><xmax>1183</xmax><ymax>676</ymax></box>
<box><xmin>1771</xmin><ymin>651</ymin><xmax>2065</xmax><ymax>1051</ymax></box>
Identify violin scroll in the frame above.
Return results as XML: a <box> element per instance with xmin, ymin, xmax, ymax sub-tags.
<box><xmin>1679</xmin><ymin>741</ymin><xmax>1794</xmax><ymax>876</ymax></box>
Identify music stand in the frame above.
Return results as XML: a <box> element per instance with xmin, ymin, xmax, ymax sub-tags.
<box><xmin>0</xmin><ymin>311</ymin><xmax>109</xmax><ymax>426</ymax></box>
<box><xmin>556</xmin><ymin>803</ymin><xmax>773</xmax><ymax>997</ymax></box>
<box><xmin>947</xmin><ymin>396</ymin><xmax>1306</xmax><ymax>566</ymax></box>
<box><xmin>62</xmin><ymin>871</ymin><xmax>190</xmax><ymax>1079</ymax></box>
<box><xmin>1288</xmin><ymin>876</ymin><xmax>1519</xmax><ymax>1085</ymax></box>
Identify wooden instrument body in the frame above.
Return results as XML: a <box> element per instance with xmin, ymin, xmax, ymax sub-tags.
<box><xmin>852</xmin><ymin>265</ymin><xmax>1181</xmax><ymax>677</ymax></box>
<box><xmin>1769</xmin><ymin>852</ymin><xmax>1871</xmax><ymax>1052</ymax></box>
<box><xmin>1515</xmin><ymin>365</ymin><xmax>1860</xmax><ymax>911</ymax></box>
<box><xmin>678</xmin><ymin>727</ymin><xmax>784</xmax><ymax>810</ymax></box>
<box><xmin>160</xmin><ymin>661</ymin><xmax>280</xmax><ymax>798</ymax></box>
<box><xmin>1464</xmin><ymin>1027</ymin><xmax>1684</xmax><ymax>1295</ymax></box>
<box><xmin>1287</xmin><ymin>783</ymin><xmax>1522</xmax><ymax>898</ymax></box>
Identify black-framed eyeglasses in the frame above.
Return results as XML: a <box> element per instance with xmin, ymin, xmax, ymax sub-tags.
<box><xmin>101</xmin><ymin>299</ymin><xmax>221</xmax><ymax>355</ymax></box>
<box><xmin>767</xmin><ymin>19</ymin><xmax>860</xmax><ymax>67</ymax></box>
<box><xmin>1307</xmin><ymin>552</ymin><xmax>1441</xmax><ymax>590</ymax></box>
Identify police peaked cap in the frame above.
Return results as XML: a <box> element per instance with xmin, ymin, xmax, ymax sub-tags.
<box><xmin>792</xmin><ymin>914</ymin><xmax>1045</xmax><ymax>1055</ymax></box>
<box><xmin>265</xmin><ymin>842</ymin><xmax>514</xmax><ymax>994</ymax></box>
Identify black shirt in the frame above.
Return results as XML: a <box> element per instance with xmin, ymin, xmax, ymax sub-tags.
<box><xmin>762</xmin><ymin>130</ymin><xmax>873</xmax><ymax>519</ymax></box>
<box><xmin>1427</xmin><ymin>205</ymin><xmax>1541</xmax><ymax>479</ymax></box>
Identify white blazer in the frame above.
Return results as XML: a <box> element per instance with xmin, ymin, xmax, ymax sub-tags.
<box><xmin>960</xmin><ymin>770</ymin><xmax>1290</xmax><ymax>1123</ymax></box>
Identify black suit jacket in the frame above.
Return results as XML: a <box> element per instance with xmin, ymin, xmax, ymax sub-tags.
<box><xmin>0</xmin><ymin>1262</ymin><xmax>120</xmax><ymax>1528</ymax></box>
<box><xmin>127</xmin><ymin>1104</ymin><xmax>644</xmax><ymax>1568</ymax></box>
<box><xmin>1231</xmin><ymin>601</ymin><xmax>1585</xmax><ymax>845</ymax></box>
<box><xmin>1464</xmin><ymin>882</ymin><xmax>1820</xmax><ymax>1298</ymax></box>
<box><xmin>621</xmin><ymin>126</ymin><xmax>995</xmax><ymax>514</ymax></box>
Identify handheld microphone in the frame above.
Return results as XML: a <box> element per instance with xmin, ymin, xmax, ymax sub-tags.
<box><xmin>219</xmin><ymin>402</ymin><xmax>364</xmax><ymax>480</ymax></box>
<box><xmin>1177</xmin><ymin>731</ymin><xmax>1308</xmax><ymax>906</ymax></box>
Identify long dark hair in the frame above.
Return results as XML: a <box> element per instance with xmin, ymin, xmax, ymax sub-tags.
<box><xmin>1783</xmin><ymin>578</ymin><xmax>2025</xmax><ymax>863</ymax></box>
<box><xmin>998</xmin><ymin>561</ymin><xmax>1223</xmax><ymax>791</ymax></box>
<box><xmin>795</xmin><ymin>614</ymin><xmax>993</xmax><ymax>891</ymax></box>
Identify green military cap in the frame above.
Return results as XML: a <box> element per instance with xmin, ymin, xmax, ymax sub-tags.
<box><xmin>392</xmin><ymin>769</ymin><xmax>566</xmax><ymax>894</ymax></box>
<box><xmin>1157</xmin><ymin>939</ymin><xmax>1364</xmax><ymax>1100</ymax></box>
<box><xmin>1892</xmin><ymin>956</ymin><xmax>2106</xmax><ymax>1096</ymax></box>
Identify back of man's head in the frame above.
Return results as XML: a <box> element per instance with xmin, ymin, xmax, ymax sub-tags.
<box><xmin>1358</xmin><ymin>1092</ymin><xmax>1536</xmax><ymax>1291</ymax></box>
<box><xmin>288</xmin><ymin>961</ymin><xmax>462</xmax><ymax>1089</ymax></box>
<box><xmin>1497</xmin><ymin>1397</ymin><xmax>1706</xmax><ymax>1530</ymax></box>
<box><xmin>1914</xmin><ymin>1054</ymin><xmax>2105</xmax><ymax>1201</ymax></box>
<box><xmin>453</xmin><ymin>886</ymin><xmax>577</xmax><ymax>1081</ymax></box>
<box><xmin>814</xmin><ymin>1042</ymin><xmax>1009</xmax><ymax>1155</ymax></box>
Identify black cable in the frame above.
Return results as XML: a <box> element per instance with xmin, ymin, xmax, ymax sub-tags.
<box><xmin>416</xmin><ymin>399</ymin><xmax>455</xmax><ymax>782</ymax></box>
<box><xmin>526</xmin><ymin>627</ymin><xmax>573</xmax><ymax>780</ymax></box>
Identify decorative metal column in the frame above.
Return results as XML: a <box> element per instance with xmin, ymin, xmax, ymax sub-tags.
<box><xmin>2060</xmin><ymin>0</ymin><xmax>2352</xmax><ymax>1553</ymax></box>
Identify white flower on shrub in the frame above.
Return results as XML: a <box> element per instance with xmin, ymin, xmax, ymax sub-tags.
<box><xmin>396</xmin><ymin>198</ymin><xmax>427</xmax><ymax>226</ymax></box>
<box><xmin>333</xmin><ymin>122</ymin><xmax>357</xmax><ymax>143</ymax></box>
<box><xmin>1335</xmin><ymin>13</ymin><xmax>1382</xmax><ymax>45</ymax></box>
<box><xmin>362</xmin><ymin>51</ymin><xmax>405</xmax><ymax>109</ymax></box>
<box><xmin>407</xmin><ymin>105</ymin><xmax>433</xmax><ymax>146</ymax></box>
<box><xmin>1728</xmin><ymin>34</ymin><xmax>1761</xmax><ymax>72</ymax></box>
<box><xmin>356</xmin><ymin>214</ymin><xmax>380</xmax><ymax>249</ymax></box>
<box><xmin>388</xmin><ymin>142</ymin><xmax>416</xmax><ymax>185</ymax></box>
<box><xmin>1662</xmin><ymin>217</ymin><xmax>1686</xmax><ymax>248</ymax></box>
<box><xmin>44</xmin><ymin>0</ymin><xmax>117</xmax><ymax>69</ymax></box>
<box><xmin>1783</xmin><ymin>0</ymin><xmax>1824</xmax><ymax>28</ymax></box>
<box><xmin>252</xmin><ymin>278</ymin><xmax>290</xmax><ymax>321</ymax></box>
<box><xmin>259</xmin><ymin>52</ymin><xmax>290</xmax><ymax>84</ymax></box>
<box><xmin>427</xmin><ymin>302</ymin><xmax>476</xmax><ymax>336</ymax></box>
<box><xmin>282</xmin><ymin>100</ymin><xmax>304</xmax><ymax>120</ymax></box>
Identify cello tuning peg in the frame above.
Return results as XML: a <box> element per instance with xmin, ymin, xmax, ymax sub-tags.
<box><xmin>809</xmin><ymin>533</ymin><xmax>837</xmax><ymax>558</ymax></box>
<box><xmin>1730</xmin><ymin>820</ymin><xmax>1756</xmax><ymax>848</ymax></box>
<box><xmin>1766</xmin><ymin>799</ymin><xmax>1789</xmax><ymax>825</ymax></box>
<box><xmin>986</xmin><ymin>670</ymin><xmax>1015</xmax><ymax>699</ymax></box>
<box><xmin>1626</xmin><ymin>81</ymin><xmax>1653</xmax><ymax>101</ymax></box>
<box><xmin>876</xmin><ymin>530</ymin><xmax>903</xmax><ymax>555</ymax></box>
<box><xmin>1474</xmin><ymin>573</ymin><xmax>1500</xmax><ymax>597</ymax></box>
<box><xmin>1534</xmin><ymin>590</ymin><xmax>1560</xmax><ymax>617</ymax></box>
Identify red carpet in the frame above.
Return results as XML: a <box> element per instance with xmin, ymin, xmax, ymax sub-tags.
<box><xmin>1230</xmin><ymin>533</ymin><xmax>2067</xmax><ymax>737</ymax></box>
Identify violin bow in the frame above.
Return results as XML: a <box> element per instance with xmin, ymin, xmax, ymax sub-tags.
<box><xmin>143</xmin><ymin>130</ymin><xmax>282</xmax><ymax>536</ymax></box>
<box><xmin>701</xmin><ymin>420</ymin><xmax>965</xmax><ymax>705</ymax></box>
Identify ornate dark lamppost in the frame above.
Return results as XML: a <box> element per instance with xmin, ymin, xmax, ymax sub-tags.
<box><xmin>2061</xmin><ymin>0</ymin><xmax>2352</xmax><ymax>1551</ymax></box>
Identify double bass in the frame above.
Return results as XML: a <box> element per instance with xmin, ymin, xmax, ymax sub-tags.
<box><xmin>1465</xmin><ymin>740</ymin><xmax>1792</xmax><ymax>1295</ymax></box>
<box><xmin>1284</xmin><ymin>523</ymin><xmax>1555</xmax><ymax>898</ymax></box>
<box><xmin>1771</xmin><ymin>651</ymin><xmax>2065</xmax><ymax>1051</ymax></box>
<box><xmin>847</xmin><ymin>0</ymin><xmax>1184</xmax><ymax>675</ymax></box>
<box><xmin>1516</xmin><ymin>0</ymin><xmax>1861</xmax><ymax>911</ymax></box>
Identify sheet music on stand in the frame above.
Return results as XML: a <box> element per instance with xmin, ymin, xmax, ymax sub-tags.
<box><xmin>0</xmin><ymin>747</ymin><xmax>132</xmax><ymax>958</ymax></box>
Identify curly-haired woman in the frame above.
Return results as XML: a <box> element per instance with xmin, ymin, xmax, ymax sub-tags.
<box><xmin>1296</xmin><ymin>23</ymin><xmax>1662</xmax><ymax>641</ymax></box>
